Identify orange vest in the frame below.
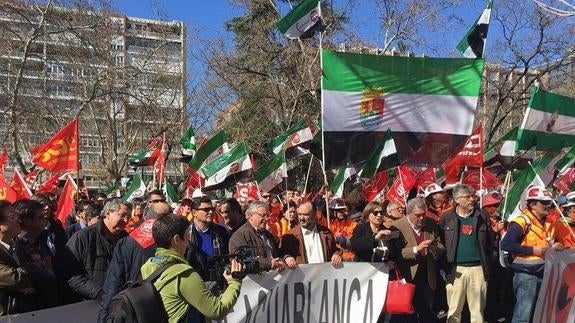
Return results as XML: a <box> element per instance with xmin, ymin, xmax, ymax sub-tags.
<box><xmin>554</xmin><ymin>218</ymin><xmax>575</xmax><ymax>248</ymax></box>
<box><xmin>330</xmin><ymin>218</ymin><xmax>357</xmax><ymax>261</ymax></box>
<box><xmin>513</xmin><ymin>210</ymin><xmax>555</xmax><ymax>266</ymax></box>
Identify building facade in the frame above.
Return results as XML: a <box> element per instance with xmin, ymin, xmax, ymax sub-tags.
<box><xmin>0</xmin><ymin>1</ymin><xmax>186</xmax><ymax>189</ymax></box>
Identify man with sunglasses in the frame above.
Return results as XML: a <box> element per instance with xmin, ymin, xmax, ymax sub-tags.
<box><xmin>501</xmin><ymin>185</ymin><xmax>563</xmax><ymax>323</ymax></box>
<box><xmin>185</xmin><ymin>196</ymin><xmax>230</xmax><ymax>286</ymax></box>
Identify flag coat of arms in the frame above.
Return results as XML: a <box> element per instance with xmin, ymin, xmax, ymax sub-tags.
<box><xmin>255</xmin><ymin>152</ymin><xmax>287</xmax><ymax>193</ymax></box>
<box><xmin>321</xmin><ymin>49</ymin><xmax>484</xmax><ymax>169</ymax></box>
<box><xmin>518</xmin><ymin>87</ymin><xmax>575</xmax><ymax>151</ymax></box>
<box><xmin>201</xmin><ymin>143</ymin><xmax>253</xmax><ymax>190</ymax></box>
<box><xmin>276</xmin><ymin>0</ymin><xmax>321</xmax><ymax>39</ymax></box>
<box><xmin>30</xmin><ymin>118</ymin><xmax>79</xmax><ymax>172</ymax></box>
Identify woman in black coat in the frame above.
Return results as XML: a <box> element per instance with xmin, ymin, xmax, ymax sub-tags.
<box><xmin>350</xmin><ymin>201</ymin><xmax>401</xmax><ymax>263</ymax></box>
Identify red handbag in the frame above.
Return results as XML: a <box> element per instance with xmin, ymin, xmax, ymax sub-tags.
<box><xmin>382</xmin><ymin>267</ymin><xmax>415</xmax><ymax>314</ymax></box>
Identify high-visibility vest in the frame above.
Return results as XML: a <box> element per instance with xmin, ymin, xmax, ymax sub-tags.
<box><xmin>512</xmin><ymin>209</ymin><xmax>555</xmax><ymax>266</ymax></box>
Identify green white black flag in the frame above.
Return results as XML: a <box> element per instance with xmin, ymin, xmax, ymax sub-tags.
<box><xmin>124</xmin><ymin>174</ymin><xmax>146</xmax><ymax>202</ymax></box>
<box><xmin>358</xmin><ymin>129</ymin><xmax>398</xmax><ymax>179</ymax></box>
<box><xmin>277</xmin><ymin>0</ymin><xmax>321</xmax><ymax>39</ymax></box>
<box><xmin>330</xmin><ymin>162</ymin><xmax>357</xmax><ymax>198</ymax></box>
<box><xmin>180</xmin><ymin>126</ymin><xmax>196</xmax><ymax>157</ymax></box>
<box><xmin>189</xmin><ymin>131</ymin><xmax>228</xmax><ymax>171</ymax></box>
<box><xmin>255</xmin><ymin>152</ymin><xmax>287</xmax><ymax>193</ymax></box>
<box><xmin>202</xmin><ymin>143</ymin><xmax>253</xmax><ymax>189</ymax></box>
<box><xmin>456</xmin><ymin>0</ymin><xmax>492</xmax><ymax>58</ymax></box>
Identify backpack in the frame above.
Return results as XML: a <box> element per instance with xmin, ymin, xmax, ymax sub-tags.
<box><xmin>499</xmin><ymin>214</ymin><xmax>531</xmax><ymax>268</ymax></box>
<box><xmin>105</xmin><ymin>262</ymin><xmax>173</xmax><ymax>323</ymax></box>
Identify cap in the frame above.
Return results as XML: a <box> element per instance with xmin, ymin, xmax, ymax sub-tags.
<box><xmin>556</xmin><ymin>195</ymin><xmax>568</xmax><ymax>206</ymax></box>
<box><xmin>482</xmin><ymin>191</ymin><xmax>502</xmax><ymax>207</ymax></box>
<box><xmin>191</xmin><ymin>188</ymin><xmax>207</xmax><ymax>198</ymax></box>
<box><xmin>525</xmin><ymin>185</ymin><xmax>553</xmax><ymax>202</ymax></box>
<box><xmin>329</xmin><ymin>198</ymin><xmax>347</xmax><ymax>210</ymax></box>
<box><xmin>423</xmin><ymin>183</ymin><xmax>444</xmax><ymax>198</ymax></box>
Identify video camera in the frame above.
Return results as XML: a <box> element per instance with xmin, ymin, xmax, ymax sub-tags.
<box><xmin>209</xmin><ymin>245</ymin><xmax>261</xmax><ymax>280</ymax></box>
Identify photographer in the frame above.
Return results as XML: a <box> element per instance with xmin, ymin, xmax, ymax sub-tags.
<box><xmin>229</xmin><ymin>201</ymin><xmax>285</xmax><ymax>272</ymax></box>
<box><xmin>350</xmin><ymin>201</ymin><xmax>401</xmax><ymax>263</ymax></box>
<box><xmin>141</xmin><ymin>214</ymin><xmax>242</xmax><ymax>323</ymax></box>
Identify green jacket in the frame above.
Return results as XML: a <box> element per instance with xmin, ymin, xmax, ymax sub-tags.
<box><xmin>140</xmin><ymin>248</ymin><xmax>241</xmax><ymax>323</ymax></box>
<box><xmin>0</xmin><ymin>243</ymin><xmax>33</xmax><ymax>316</ymax></box>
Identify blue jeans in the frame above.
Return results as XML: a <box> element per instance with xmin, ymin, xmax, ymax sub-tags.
<box><xmin>511</xmin><ymin>271</ymin><xmax>543</xmax><ymax>323</ymax></box>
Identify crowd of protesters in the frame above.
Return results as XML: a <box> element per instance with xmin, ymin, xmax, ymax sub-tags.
<box><xmin>0</xmin><ymin>179</ymin><xmax>572</xmax><ymax>323</ymax></box>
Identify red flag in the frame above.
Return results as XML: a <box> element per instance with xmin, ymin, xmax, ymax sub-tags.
<box><xmin>462</xmin><ymin>169</ymin><xmax>501</xmax><ymax>191</ymax></box>
<box><xmin>413</xmin><ymin>167</ymin><xmax>437</xmax><ymax>192</ymax></box>
<box><xmin>450</xmin><ymin>126</ymin><xmax>483</xmax><ymax>167</ymax></box>
<box><xmin>185</xmin><ymin>167</ymin><xmax>205</xmax><ymax>190</ymax></box>
<box><xmin>55</xmin><ymin>175</ymin><xmax>77</xmax><ymax>226</ymax></box>
<box><xmin>443</xmin><ymin>158</ymin><xmax>462</xmax><ymax>185</ymax></box>
<box><xmin>234</xmin><ymin>181</ymin><xmax>260</xmax><ymax>203</ymax></box>
<box><xmin>30</xmin><ymin>118</ymin><xmax>79</xmax><ymax>172</ymax></box>
<box><xmin>10</xmin><ymin>168</ymin><xmax>32</xmax><ymax>200</ymax></box>
<box><xmin>36</xmin><ymin>172</ymin><xmax>61</xmax><ymax>194</ymax></box>
<box><xmin>23</xmin><ymin>170</ymin><xmax>39</xmax><ymax>189</ymax></box>
<box><xmin>154</xmin><ymin>136</ymin><xmax>167</xmax><ymax>185</ymax></box>
<box><xmin>386</xmin><ymin>166</ymin><xmax>416</xmax><ymax>207</ymax></box>
<box><xmin>0</xmin><ymin>147</ymin><xmax>7</xmax><ymax>179</ymax></box>
<box><xmin>363</xmin><ymin>171</ymin><xmax>389</xmax><ymax>202</ymax></box>
<box><xmin>0</xmin><ymin>177</ymin><xmax>18</xmax><ymax>202</ymax></box>
<box><xmin>554</xmin><ymin>168</ymin><xmax>575</xmax><ymax>193</ymax></box>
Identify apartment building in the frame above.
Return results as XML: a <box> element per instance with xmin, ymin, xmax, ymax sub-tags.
<box><xmin>0</xmin><ymin>1</ymin><xmax>186</xmax><ymax>189</ymax></box>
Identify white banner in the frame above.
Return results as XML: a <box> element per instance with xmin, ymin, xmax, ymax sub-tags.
<box><xmin>533</xmin><ymin>249</ymin><xmax>575</xmax><ymax>323</ymax></box>
<box><xmin>0</xmin><ymin>300</ymin><xmax>99</xmax><ymax>322</ymax></box>
<box><xmin>213</xmin><ymin>262</ymin><xmax>389</xmax><ymax>323</ymax></box>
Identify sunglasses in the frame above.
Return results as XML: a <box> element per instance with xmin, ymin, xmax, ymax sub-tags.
<box><xmin>538</xmin><ymin>200</ymin><xmax>552</xmax><ymax>206</ymax></box>
<box><xmin>372</xmin><ymin>210</ymin><xmax>385</xmax><ymax>216</ymax></box>
<box><xmin>150</xmin><ymin>199</ymin><xmax>166</xmax><ymax>203</ymax></box>
<box><xmin>196</xmin><ymin>207</ymin><xmax>215</xmax><ymax>212</ymax></box>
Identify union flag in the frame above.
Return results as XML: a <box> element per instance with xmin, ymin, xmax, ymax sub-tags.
<box><xmin>55</xmin><ymin>175</ymin><xmax>78</xmax><ymax>226</ymax></box>
<box><xmin>0</xmin><ymin>177</ymin><xmax>18</xmax><ymax>203</ymax></box>
<box><xmin>30</xmin><ymin>118</ymin><xmax>79</xmax><ymax>172</ymax></box>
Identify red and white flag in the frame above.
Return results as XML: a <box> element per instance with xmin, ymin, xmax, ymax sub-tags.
<box><xmin>386</xmin><ymin>166</ymin><xmax>416</xmax><ymax>207</ymax></box>
<box><xmin>554</xmin><ymin>168</ymin><xmax>575</xmax><ymax>193</ymax></box>
<box><xmin>10</xmin><ymin>168</ymin><xmax>32</xmax><ymax>200</ymax></box>
<box><xmin>363</xmin><ymin>171</ymin><xmax>389</xmax><ymax>202</ymax></box>
<box><xmin>234</xmin><ymin>181</ymin><xmax>260</xmax><ymax>203</ymax></box>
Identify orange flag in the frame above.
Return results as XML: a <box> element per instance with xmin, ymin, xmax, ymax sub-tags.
<box><xmin>30</xmin><ymin>118</ymin><xmax>79</xmax><ymax>172</ymax></box>
<box><xmin>0</xmin><ymin>177</ymin><xmax>18</xmax><ymax>203</ymax></box>
<box><xmin>55</xmin><ymin>175</ymin><xmax>78</xmax><ymax>226</ymax></box>
<box><xmin>10</xmin><ymin>168</ymin><xmax>32</xmax><ymax>200</ymax></box>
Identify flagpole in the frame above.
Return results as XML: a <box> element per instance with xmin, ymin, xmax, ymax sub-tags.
<box><xmin>501</xmin><ymin>171</ymin><xmax>511</xmax><ymax>220</ymax></box>
<box><xmin>75</xmin><ymin>117</ymin><xmax>80</xmax><ymax>202</ymax></box>
<box><xmin>319</xmin><ymin>161</ymin><xmax>331</xmax><ymax>230</ymax></box>
<box><xmin>479</xmin><ymin>166</ymin><xmax>483</xmax><ymax>208</ymax></box>
<box><xmin>303</xmin><ymin>154</ymin><xmax>313</xmax><ymax>195</ymax></box>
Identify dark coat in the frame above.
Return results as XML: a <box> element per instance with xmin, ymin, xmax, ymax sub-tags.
<box><xmin>97</xmin><ymin>234</ymin><xmax>156</xmax><ymax>322</ymax></box>
<box><xmin>229</xmin><ymin>222</ymin><xmax>279</xmax><ymax>271</ymax></box>
<box><xmin>438</xmin><ymin>208</ymin><xmax>492</xmax><ymax>281</ymax></box>
<box><xmin>62</xmin><ymin>219</ymin><xmax>127</xmax><ymax>300</ymax></box>
<box><xmin>11</xmin><ymin>235</ymin><xmax>58</xmax><ymax>313</ymax></box>
<box><xmin>0</xmin><ymin>242</ymin><xmax>33</xmax><ymax>316</ymax></box>
<box><xmin>186</xmin><ymin>223</ymin><xmax>230</xmax><ymax>282</ymax></box>
<box><xmin>279</xmin><ymin>224</ymin><xmax>339</xmax><ymax>264</ymax></box>
<box><xmin>350</xmin><ymin>222</ymin><xmax>402</xmax><ymax>263</ymax></box>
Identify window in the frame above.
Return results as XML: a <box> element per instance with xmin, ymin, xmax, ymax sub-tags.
<box><xmin>115</xmin><ymin>55</ymin><xmax>124</xmax><ymax>66</ymax></box>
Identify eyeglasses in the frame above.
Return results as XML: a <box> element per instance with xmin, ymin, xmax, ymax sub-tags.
<box><xmin>412</xmin><ymin>212</ymin><xmax>426</xmax><ymax>218</ymax></box>
<box><xmin>456</xmin><ymin>195</ymin><xmax>473</xmax><ymax>199</ymax></box>
<box><xmin>253</xmin><ymin>212</ymin><xmax>269</xmax><ymax>217</ymax></box>
<box><xmin>196</xmin><ymin>207</ymin><xmax>214</xmax><ymax>212</ymax></box>
<box><xmin>372</xmin><ymin>210</ymin><xmax>385</xmax><ymax>216</ymax></box>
